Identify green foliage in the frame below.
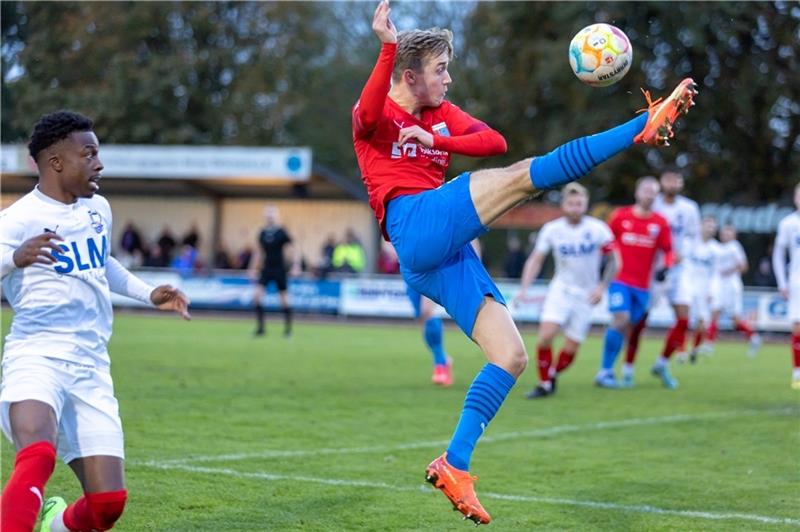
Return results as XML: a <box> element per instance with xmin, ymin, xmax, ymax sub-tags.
<box><xmin>2</xmin><ymin>2</ymin><xmax>797</xmax><ymax>201</ymax></box>
<box><xmin>1</xmin><ymin>315</ymin><xmax>797</xmax><ymax>530</ymax></box>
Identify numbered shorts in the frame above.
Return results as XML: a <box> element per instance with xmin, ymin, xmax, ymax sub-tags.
<box><xmin>608</xmin><ymin>281</ymin><xmax>650</xmax><ymax>325</ymax></box>
<box><xmin>0</xmin><ymin>355</ymin><xmax>124</xmax><ymax>464</ymax></box>
<box><xmin>540</xmin><ymin>283</ymin><xmax>593</xmax><ymax>343</ymax></box>
<box><xmin>386</xmin><ymin>173</ymin><xmax>504</xmax><ymax>338</ymax></box>
<box><xmin>711</xmin><ymin>276</ymin><xmax>743</xmax><ymax>317</ymax></box>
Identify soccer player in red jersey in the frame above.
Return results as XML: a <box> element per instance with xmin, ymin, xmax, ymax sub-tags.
<box><xmin>353</xmin><ymin>1</ymin><xmax>696</xmax><ymax>523</ymax></box>
<box><xmin>594</xmin><ymin>177</ymin><xmax>674</xmax><ymax>389</ymax></box>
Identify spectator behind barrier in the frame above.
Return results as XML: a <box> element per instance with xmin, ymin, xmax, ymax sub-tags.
<box><xmin>332</xmin><ymin>228</ymin><xmax>366</xmax><ymax>273</ymax></box>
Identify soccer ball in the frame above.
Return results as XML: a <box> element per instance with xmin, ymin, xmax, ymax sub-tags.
<box><xmin>569</xmin><ymin>23</ymin><xmax>632</xmax><ymax>87</ymax></box>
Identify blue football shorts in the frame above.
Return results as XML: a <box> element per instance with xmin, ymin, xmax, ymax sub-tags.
<box><xmin>386</xmin><ymin>173</ymin><xmax>505</xmax><ymax>337</ymax></box>
<box><xmin>608</xmin><ymin>280</ymin><xmax>650</xmax><ymax>325</ymax></box>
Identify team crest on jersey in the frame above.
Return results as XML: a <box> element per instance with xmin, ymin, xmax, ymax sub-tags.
<box><xmin>88</xmin><ymin>210</ymin><xmax>104</xmax><ymax>234</ymax></box>
<box><xmin>432</xmin><ymin>122</ymin><xmax>450</xmax><ymax>137</ymax></box>
<box><xmin>647</xmin><ymin>223</ymin><xmax>661</xmax><ymax>238</ymax></box>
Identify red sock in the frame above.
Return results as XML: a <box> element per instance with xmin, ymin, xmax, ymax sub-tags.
<box><xmin>735</xmin><ymin>319</ymin><xmax>754</xmax><ymax>339</ymax></box>
<box><xmin>554</xmin><ymin>350</ymin><xmax>576</xmax><ymax>374</ymax></box>
<box><xmin>707</xmin><ymin>319</ymin><xmax>719</xmax><ymax>342</ymax></box>
<box><xmin>537</xmin><ymin>346</ymin><xmax>553</xmax><ymax>383</ymax></box>
<box><xmin>64</xmin><ymin>490</ymin><xmax>128</xmax><ymax>532</ymax></box>
<box><xmin>793</xmin><ymin>334</ymin><xmax>800</xmax><ymax>369</ymax></box>
<box><xmin>693</xmin><ymin>329</ymin><xmax>704</xmax><ymax>349</ymax></box>
<box><xmin>626</xmin><ymin>316</ymin><xmax>647</xmax><ymax>365</ymax></box>
<box><xmin>1</xmin><ymin>441</ymin><xmax>56</xmax><ymax>532</ymax></box>
<box><xmin>662</xmin><ymin>318</ymin><xmax>689</xmax><ymax>359</ymax></box>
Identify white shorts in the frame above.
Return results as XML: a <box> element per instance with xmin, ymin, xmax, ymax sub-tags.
<box><xmin>540</xmin><ymin>283</ymin><xmax>593</xmax><ymax>343</ymax></box>
<box><xmin>650</xmin><ymin>264</ymin><xmax>692</xmax><ymax>310</ymax></box>
<box><xmin>0</xmin><ymin>356</ymin><xmax>124</xmax><ymax>464</ymax></box>
<box><xmin>790</xmin><ymin>280</ymin><xmax>800</xmax><ymax>323</ymax></box>
<box><xmin>711</xmin><ymin>276</ymin><xmax>743</xmax><ymax>317</ymax></box>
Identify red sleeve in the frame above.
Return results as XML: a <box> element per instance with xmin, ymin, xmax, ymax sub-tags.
<box><xmin>432</xmin><ymin>103</ymin><xmax>507</xmax><ymax>157</ymax></box>
<box><xmin>352</xmin><ymin>43</ymin><xmax>397</xmax><ymax>139</ymax></box>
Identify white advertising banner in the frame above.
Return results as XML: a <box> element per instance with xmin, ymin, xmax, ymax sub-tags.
<box><xmin>0</xmin><ymin>144</ymin><xmax>311</xmax><ymax>181</ymax></box>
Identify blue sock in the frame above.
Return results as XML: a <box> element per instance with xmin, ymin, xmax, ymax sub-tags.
<box><xmin>601</xmin><ymin>328</ymin><xmax>625</xmax><ymax>371</ymax></box>
<box><xmin>423</xmin><ymin>318</ymin><xmax>447</xmax><ymax>366</ymax></box>
<box><xmin>446</xmin><ymin>363</ymin><xmax>516</xmax><ymax>471</ymax></box>
<box><xmin>530</xmin><ymin>112</ymin><xmax>648</xmax><ymax>190</ymax></box>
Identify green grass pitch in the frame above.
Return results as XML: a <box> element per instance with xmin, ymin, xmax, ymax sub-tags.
<box><xmin>2</xmin><ymin>313</ymin><xmax>798</xmax><ymax>530</ymax></box>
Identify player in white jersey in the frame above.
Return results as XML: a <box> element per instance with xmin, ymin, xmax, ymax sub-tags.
<box><xmin>772</xmin><ymin>182</ymin><xmax>800</xmax><ymax>389</ymax></box>
<box><xmin>513</xmin><ymin>183</ymin><xmax>617</xmax><ymax>399</ymax></box>
<box><xmin>0</xmin><ymin>112</ymin><xmax>190</xmax><ymax>532</ymax></box>
<box><xmin>684</xmin><ymin>217</ymin><xmax>720</xmax><ymax>363</ymax></box>
<box><xmin>624</xmin><ymin>169</ymin><xmax>700</xmax><ymax>372</ymax></box>
<box><xmin>705</xmin><ymin>224</ymin><xmax>761</xmax><ymax>356</ymax></box>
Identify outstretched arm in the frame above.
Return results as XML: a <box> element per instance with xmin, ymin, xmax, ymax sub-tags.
<box><xmin>397</xmin><ymin>106</ymin><xmax>508</xmax><ymax>157</ymax></box>
<box><xmin>352</xmin><ymin>1</ymin><xmax>398</xmax><ymax>138</ymax></box>
<box><xmin>106</xmin><ymin>256</ymin><xmax>191</xmax><ymax>319</ymax></box>
<box><xmin>513</xmin><ymin>250</ymin><xmax>546</xmax><ymax>305</ymax></box>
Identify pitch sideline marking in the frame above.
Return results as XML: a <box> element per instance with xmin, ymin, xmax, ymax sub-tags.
<box><xmin>141</xmin><ymin>462</ymin><xmax>800</xmax><ymax>527</ymax></box>
<box><xmin>149</xmin><ymin>407</ymin><xmax>797</xmax><ymax>465</ymax></box>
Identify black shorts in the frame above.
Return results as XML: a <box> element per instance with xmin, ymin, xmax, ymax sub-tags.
<box><xmin>259</xmin><ymin>268</ymin><xmax>288</xmax><ymax>291</ymax></box>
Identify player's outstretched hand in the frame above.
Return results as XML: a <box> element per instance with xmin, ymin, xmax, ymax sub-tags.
<box><xmin>150</xmin><ymin>285</ymin><xmax>191</xmax><ymax>320</ymax></box>
<box><xmin>398</xmin><ymin>126</ymin><xmax>433</xmax><ymax>147</ymax></box>
<box><xmin>588</xmin><ymin>286</ymin><xmax>604</xmax><ymax>305</ymax></box>
<box><xmin>780</xmin><ymin>287</ymin><xmax>790</xmax><ymax>300</ymax></box>
<box><xmin>372</xmin><ymin>0</ymin><xmax>397</xmax><ymax>44</ymax></box>
<box><xmin>13</xmin><ymin>232</ymin><xmax>64</xmax><ymax>268</ymax></box>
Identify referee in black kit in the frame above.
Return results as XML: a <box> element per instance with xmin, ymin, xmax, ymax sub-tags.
<box><xmin>250</xmin><ymin>206</ymin><xmax>299</xmax><ymax>337</ymax></box>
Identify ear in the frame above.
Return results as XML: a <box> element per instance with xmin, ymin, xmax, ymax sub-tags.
<box><xmin>402</xmin><ymin>69</ymin><xmax>416</xmax><ymax>85</ymax></box>
<box><xmin>47</xmin><ymin>153</ymin><xmax>63</xmax><ymax>173</ymax></box>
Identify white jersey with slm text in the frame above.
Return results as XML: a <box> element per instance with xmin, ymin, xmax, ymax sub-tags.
<box><xmin>2</xmin><ymin>188</ymin><xmax>129</xmax><ymax>366</ymax></box>
<box><xmin>774</xmin><ymin>211</ymin><xmax>800</xmax><ymax>289</ymax></box>
<box><xmin>534</xmin><ymin>216</ymin><xmax>614</xmax><ymax>295</ymax></box>
<box><xmin>715</xmin><ymin>240</ymin><xmax>747</xmax><ymax>281</ymax></box>
<box><xmin>653</xmin><ymin>193</ymin><xmax>701</xmax><ymax>259</ymax></box>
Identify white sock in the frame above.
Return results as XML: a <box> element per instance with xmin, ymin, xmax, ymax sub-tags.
<box><xmin>622</xmin><ymin>363</ymin><xmax>634</xmax><ymax>377</ymax></box>
<box><xmin>654</xmin><ymin>356</ymin><xmax>668</xmax><ymax>368</ymax></box>
<box><xmin>541</xmin><ymin>380</ymin><xmax>552</xmax><ymax>391</ymax></box>
<box><xmin>793</xmin><ymin>368</ymin><xmax>800</xmax><ymax>380</ymax></box>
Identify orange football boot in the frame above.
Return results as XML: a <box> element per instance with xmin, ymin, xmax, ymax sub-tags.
<box><xmin>432</xmin><ymin>358</ymin><xmax>454</xmax><ymax>387</ymax></box>
<box><xmin>425</xmin><ymin>453</ymin><xmax>491</xmax><ymax>525</ymax></box>
<box><xmin>634</xmin><ymin>77</ymin><xmax>698</xmax><ymax>146</ymax></box>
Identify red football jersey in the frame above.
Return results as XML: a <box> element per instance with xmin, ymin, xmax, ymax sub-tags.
<box><xmin>608</xmin><ymin>205</ymin><xmax>672</xmax><ymax>290</ymax></box>
<box><xmin>352</xmin><ymin>43</ymin><xmax>506</xmax><ymax>236</ymax></box>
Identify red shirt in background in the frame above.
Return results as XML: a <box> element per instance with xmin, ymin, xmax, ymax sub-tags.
<box><xmin>608</xmin><ymin>205</ymin><xmax>673</xmax><ymax>290</ymax></box>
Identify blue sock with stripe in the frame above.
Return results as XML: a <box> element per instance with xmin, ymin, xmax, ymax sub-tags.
<box><xmin>446</xmin><ymin>363</ymin><xmax>516</xmax><ymax>471</ymax></box>
<box><xmin>530</xmin><ymin>112</ymin><xmax>648</xmax><ymax>190</ymax></box>
<box><xmin>423</xmin><ymin>317</ymin><xmax>448</xmax><ymax>366</ymax></box>
<box><xmin>601</xmin><ymin>328</ymin><xmax>625</xmax><ymax>371</ymax></box>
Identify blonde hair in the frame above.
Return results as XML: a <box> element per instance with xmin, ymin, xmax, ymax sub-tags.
<box><xmin>393</xmin><ymin>28</ymin><xmax>453</xmax><ymax>82</ymax></box>
<box><xmin>562</xmin><ymin>182</ymin><xmax>589</xmax><ymax>200</ymax></box>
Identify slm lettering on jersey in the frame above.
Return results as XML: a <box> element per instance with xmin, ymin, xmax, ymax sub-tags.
<box><xmin>558</xmin><ymin>241</ymin><xmax>598</xmax><ymax>257</ymax></box>
<box><xmin>53</xmin><ymin>234</ymin><xmax>108</xmax><ymax>274</ymax></box>
<box><xmin>391</xmin><ymin>141</ymin><xmax>418</xmax><ymax>159</ymax></box>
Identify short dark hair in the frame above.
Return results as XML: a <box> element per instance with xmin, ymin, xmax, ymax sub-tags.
<box><xmin>28</xmin><ymin>110</ymin><xmax>94</xmax><ymax>160</ymax></box>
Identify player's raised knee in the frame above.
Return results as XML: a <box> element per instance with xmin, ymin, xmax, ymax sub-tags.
<box><xmin>87</xmin><ymin>490</ymin><xmax>127</xmax><ymax>531</ymax></box>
